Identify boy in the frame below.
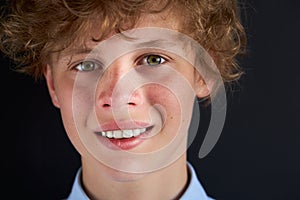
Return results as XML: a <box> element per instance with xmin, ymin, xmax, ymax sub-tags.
<box><xmin>1</xmin><ymin>0</ymin><xmax>246</xmax><ymax>199</ymax></box>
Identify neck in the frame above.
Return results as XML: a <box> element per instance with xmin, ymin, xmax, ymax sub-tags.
<box><xmin>81</xmin><ymin>155</ymin><xmax>188</xmax><ymax>200</ymax></box>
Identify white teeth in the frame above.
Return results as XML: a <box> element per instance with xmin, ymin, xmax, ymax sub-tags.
<box><xmin>123</xmin><ymin>130</ymin><xmax>133</xmax><ymax>138</ymax></box>
<box><xmin>106</xmin><ymin>131</ymin><xmax>113</xmax><ymax>138</ymax></box>
<box><xmin>133</xmin><ymin>129</ymin><xmax>140</xmax><ymax>136</ymax></box>
<box><xmin>113</xmin><ymin>130</ymin><xmax>122</xmax><ymax>138</ymax></box>
<box><xmin>98</xmin><ymin>128</ymin><xmax>148</xmax><ymax>139</ymax></box>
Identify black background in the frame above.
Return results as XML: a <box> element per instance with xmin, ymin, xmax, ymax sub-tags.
<box><xmin>3</xmin><ymin>0</ymin><xmax>300</xmax><ymax>199</ymax></box>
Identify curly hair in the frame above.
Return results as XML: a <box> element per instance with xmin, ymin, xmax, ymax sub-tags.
<box><xmin>0</xmin><ymin>0</ymin><xmax>246</xmax><ymax>84</ymax></box>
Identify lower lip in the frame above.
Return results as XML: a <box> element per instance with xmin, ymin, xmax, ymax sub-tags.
<box><xmin>95</xmin><ymin>129</ymin><xmax>152</xmax><ymax>150</ymax></box>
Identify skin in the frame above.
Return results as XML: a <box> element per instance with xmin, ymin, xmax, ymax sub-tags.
<box><xmin>44</xmin><ymin>12</ymin><xmax>209</xmax><ymax>200</ymax></box>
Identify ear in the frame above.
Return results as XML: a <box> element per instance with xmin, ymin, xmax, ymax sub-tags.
<box><xmin>44</xmin><ymin>64</ymin><xmax>60</xmax><ymax>108</ymax></box>
<box><xmin>195</xmin><ymin>78</ymin><xmax>210</xmax><ymax>99</ymax></box>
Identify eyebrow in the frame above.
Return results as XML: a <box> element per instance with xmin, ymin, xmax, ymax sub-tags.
<box><xmin>134</xmin><ymin>39</ymin><xmax>176</xmax><ymax>49</ymax></box>
<box><xmin>64</xmin><ymin>48</ymin><xmax>93</xmax><ymax>56</ymax></box>
<box><xmin>59</xmin><ymin>47</ymin><xmax>93</xmax><ymax>62</ymax></box>
<box><xmin>58</xmin><ymin>39</ymin><xmax>177</xmax><ymax>62</ymax></box>
<box><xmin>53</xmin><ymin>48</ymin><xmax>93</xmax><ymax>66</ymax></box>
<box><xmin>63</xmin><ymin>39</ymin><xmax>174</xmax><ymax>56</ymax></box>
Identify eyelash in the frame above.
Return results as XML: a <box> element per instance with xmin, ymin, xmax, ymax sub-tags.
<box><xmin>70</xmin><ymin>53</ymin><xmax>169</xmax><ymax>72</ymax></box>
<box><xmin>71</xmin><ymin>60</ymin><xmax>102</xmax><ymax>72</ymax></box>
<box><xmin>136</xmin><ymin>54</ymin><xmax>168</xmax><ymax>67</ymax></box>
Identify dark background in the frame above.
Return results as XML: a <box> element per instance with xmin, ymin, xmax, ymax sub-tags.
<box><xmin>3</xmin><ymin>0</ymin><xmax>300</xmax><ymax>199</ymax></box>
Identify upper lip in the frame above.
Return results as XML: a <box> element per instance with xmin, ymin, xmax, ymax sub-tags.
<box><xmin>94</xmin><ymin>121</ymin><xmax>151</xmax><ymax>132</ymax></box>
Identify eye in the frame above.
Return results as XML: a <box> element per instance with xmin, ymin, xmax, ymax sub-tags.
<box><xmin>141</xmin><ymin>55</ymin><xmax>166</xmax><ymax>66</ymax></box>
<box><xmin>74</xmin><ymin>60</ymin><xmax>98</xmax><ymax>72</ymax></box>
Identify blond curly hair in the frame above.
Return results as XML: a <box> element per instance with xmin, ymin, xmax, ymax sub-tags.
<box><xmin>0</xmin><ymin>0</ymin><xmax>246</xmax><ymax>84</ymax></box>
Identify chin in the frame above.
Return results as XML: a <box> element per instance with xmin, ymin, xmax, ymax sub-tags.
<box><xmin>105</xmin><ymin>167</ymin><xmax>149</xmax><ymax>182</ymax></box>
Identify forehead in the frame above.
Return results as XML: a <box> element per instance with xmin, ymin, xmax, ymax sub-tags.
<box><xmin>91</xmin><ymin>11</ymin><xmax>183</xmax><ymax>47</ymax></box>
<box><xmin>54</xmin><ymin>11</ymin><xmax>184</xmax><ymax>59</ymax></box>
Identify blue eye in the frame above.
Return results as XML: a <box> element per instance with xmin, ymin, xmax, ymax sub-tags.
<box><xmin>143</xmin><ymin>55</ymin><xmax>166</xmax><ymax>66</ymax></box>
<box><xmin>74</xmin><ymin>60</ymin><xmax>98</xmax><ymax>72</ymax></box>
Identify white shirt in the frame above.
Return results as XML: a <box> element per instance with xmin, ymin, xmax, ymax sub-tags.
<box><xmin>66</xmin><ymin>162</ymin><xmax>214</xmax><ymax>200</ymax></box>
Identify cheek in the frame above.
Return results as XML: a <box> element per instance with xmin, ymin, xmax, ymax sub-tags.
<box><xmin>55</xmin><ymin>78</ymin><xmax>74</xmax><ymax>117</ymax></box>
<box><xmin>145</xmin><ymin>85</ymin><xmax>188</xmax><ymax>125</ymax></box>
<box><xmin>54</xmin><ymin>78</ymin><xmax>88</xmax><ymax>155</ymax></box>
<box><xmin>146</xmin><ymin>79</ymin><xmax>196</xmax><ymax>131</ymax></box>
<box><xmin>137</xmin><ymin>84</ymin><xmax>195</xmax><ymax>153</ymax></box>
<box><xmin>146</xmin><ymin>85</ymin><xmax>178</xmax><ymax>106</ymax></box>
<box><xmin>146</xmin><ymin>80</ymin><xmax>195</xmax><ymax>106</ymax></box>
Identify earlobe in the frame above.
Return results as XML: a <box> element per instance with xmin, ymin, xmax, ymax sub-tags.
<box><xmin>195</xmin><ymin>79</ymin><xmax>210</xmax><ymax>99</ymax></box>
<box><xmin>44</xmin><ymin>64</ymin><xmax>60</xmax><ymax>108</ymax></box>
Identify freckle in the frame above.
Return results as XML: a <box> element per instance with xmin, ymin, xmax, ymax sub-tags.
<box><xmin>170</xmin><ymin>116</ymin><xmax>173</xmax><ymax>119</ymax></box>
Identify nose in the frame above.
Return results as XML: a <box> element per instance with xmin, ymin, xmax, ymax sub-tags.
<box><xmin>96</xmin><ymin>60</ymin><xmax>142</xmax><ymax>110</ymax></box>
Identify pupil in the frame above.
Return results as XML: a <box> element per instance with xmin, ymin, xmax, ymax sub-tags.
<box><xmin>148</xmin><ymin>55</ymin><xmax>161</xmax><ymax>65</ymax></box>
<box><xmin>84</xmin><ymin>61</ymin><xmax>93</xmax><ymax>70</ymax></box>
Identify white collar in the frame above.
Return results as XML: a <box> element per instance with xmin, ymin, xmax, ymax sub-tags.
<box><xmin>66</xmin><ymin>162</ymin><xmax>214</xmax><ymax>200</ymax></box>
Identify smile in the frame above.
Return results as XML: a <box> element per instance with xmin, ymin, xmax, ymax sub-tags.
<box><xmin>96</xmin><ymin>126</ymin><xmax>152</xmax><ymax>139</ymax></box>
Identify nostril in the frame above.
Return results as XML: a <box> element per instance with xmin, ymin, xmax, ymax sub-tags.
<box><xmin>127</xmin><ymin>102</ymin><xmax>136</xmax><ymax>106</ymax></box>
<box><xmin>102</xmin><ymin>103</ymin><xmax>111</xmax><ymax>108</ymax></box>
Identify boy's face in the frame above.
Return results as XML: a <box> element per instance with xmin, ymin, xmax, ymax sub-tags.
<box><xmin>44</xmin><ymin>13</ymin><xmax>211</xmax><ymax>174</ymax></box>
